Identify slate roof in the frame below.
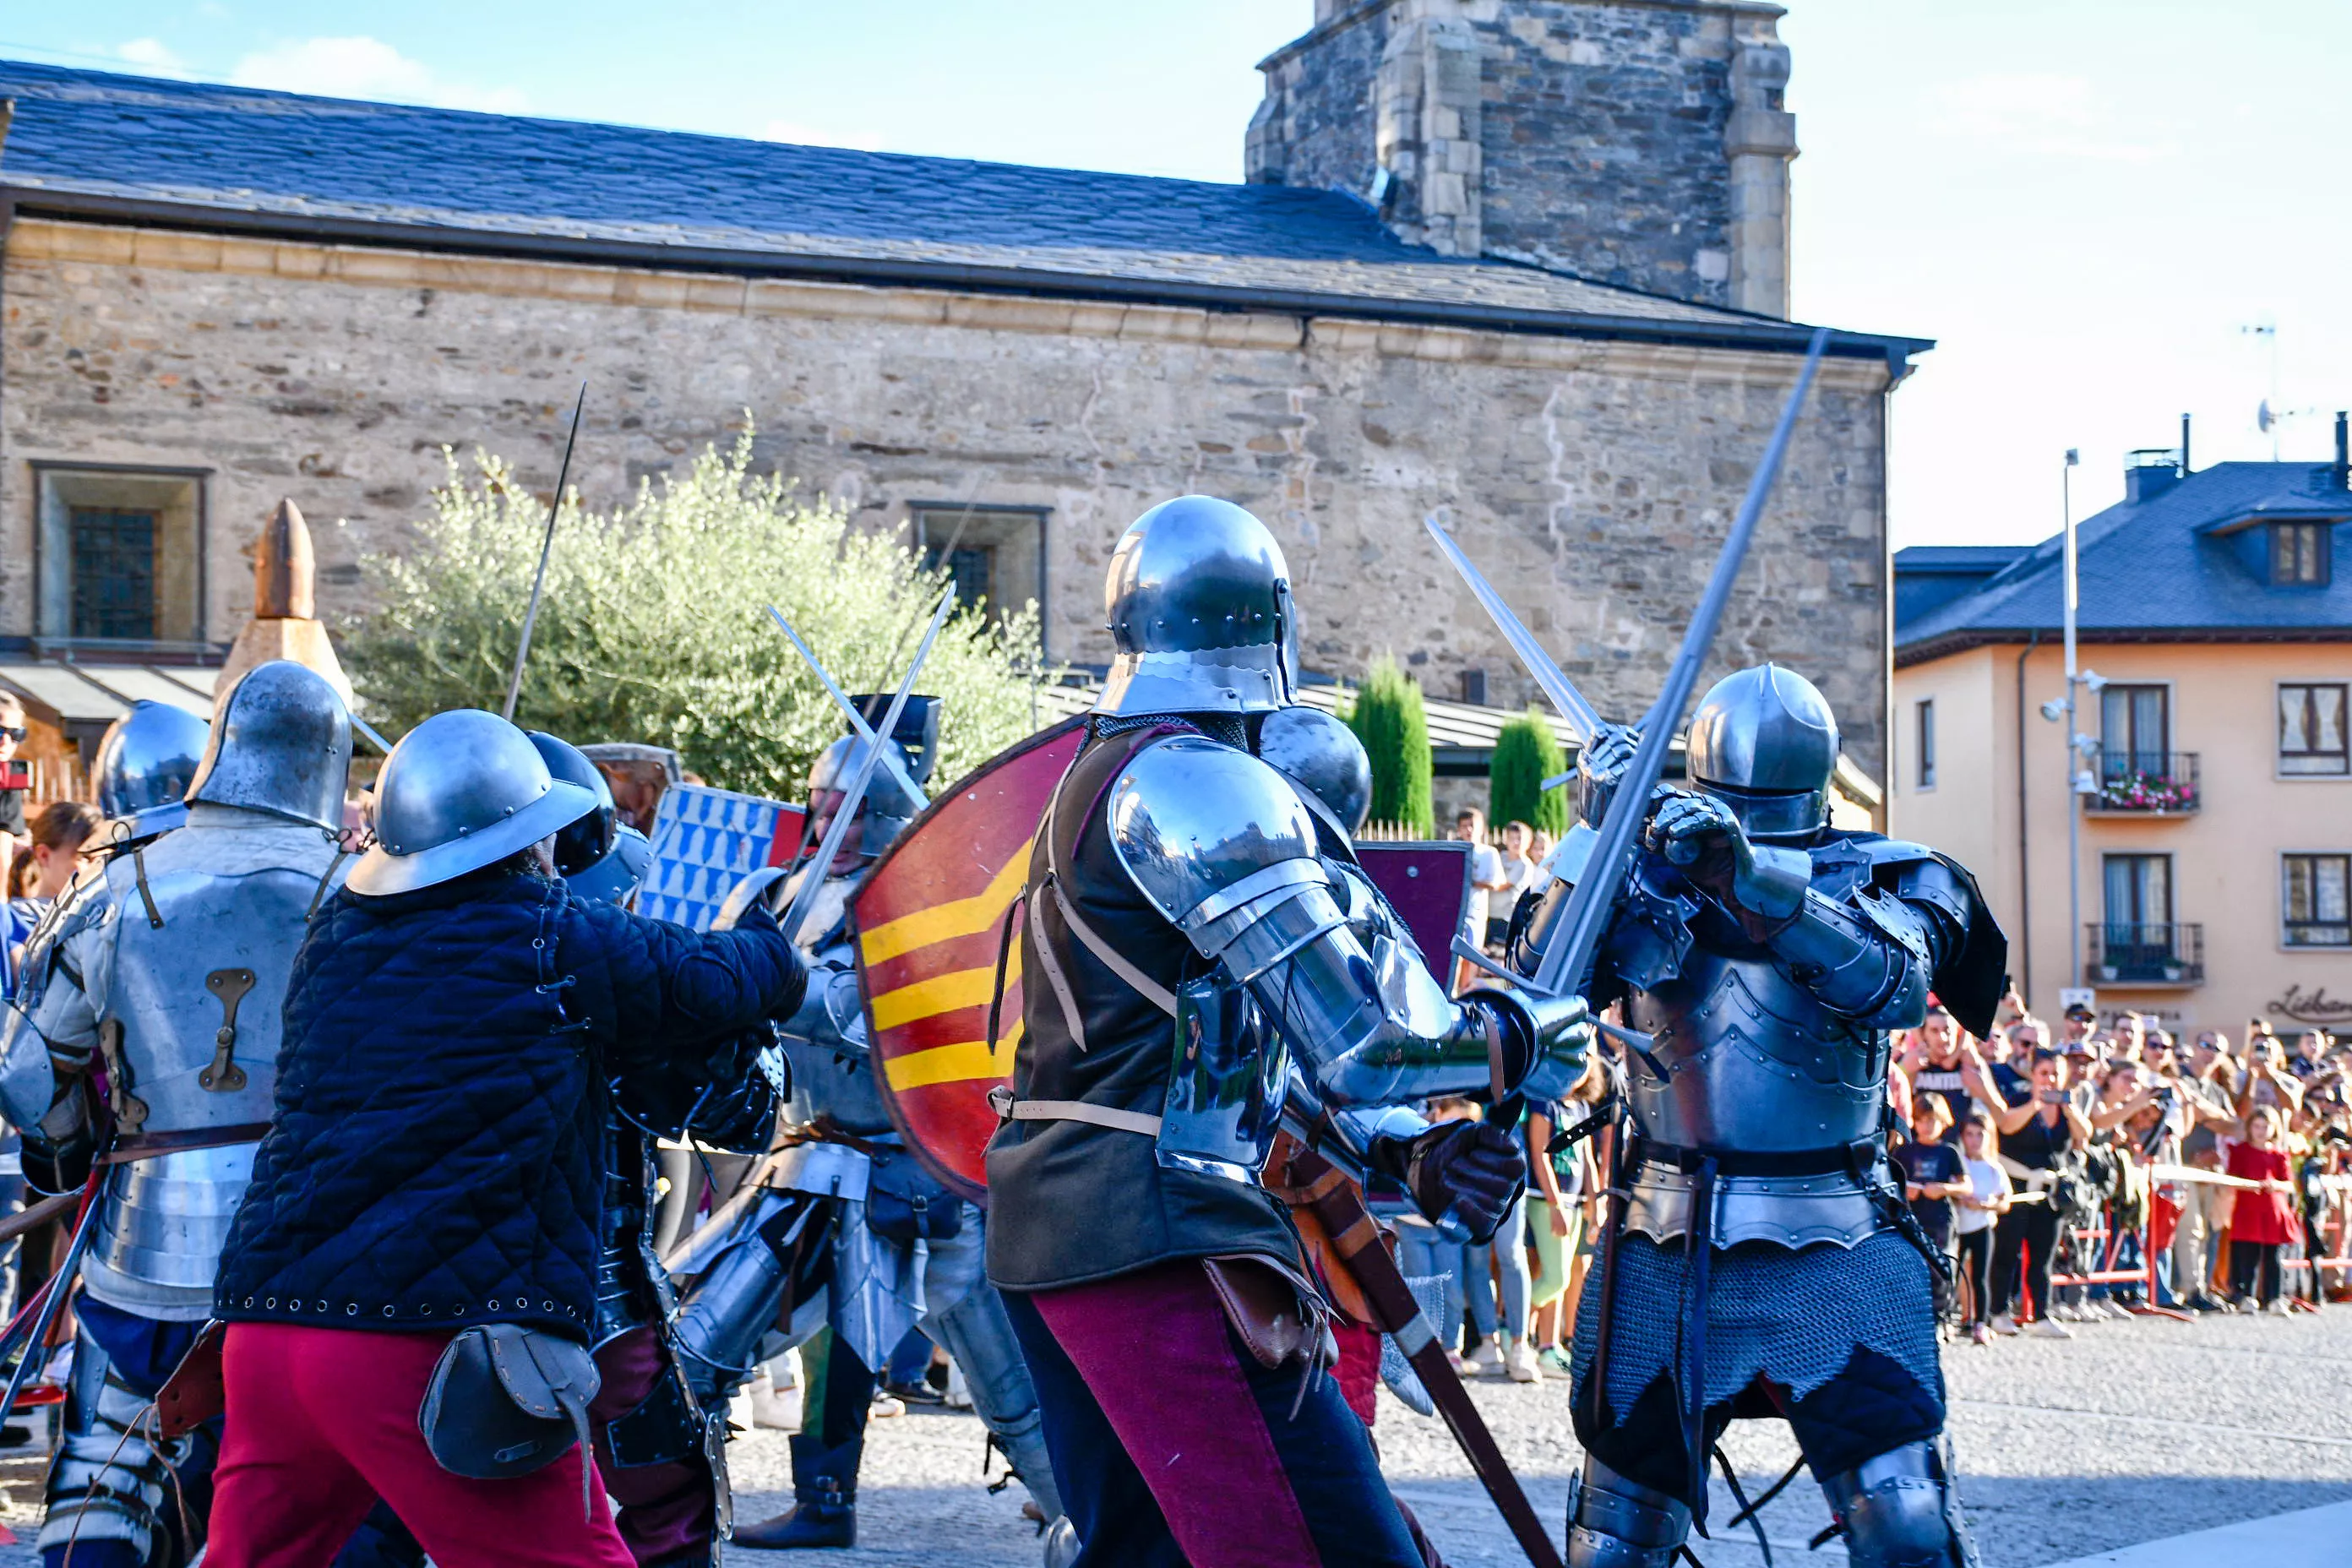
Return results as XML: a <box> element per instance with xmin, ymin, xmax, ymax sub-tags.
<box><xmin>0</xmin><ymin>59</ymin><xmax>1921</xmax><ymax>363</ymax></box>
<box><xmin>1894</xmin><ymin>461</ymin><xmax>2352</xmax><ymax>664</ymax></box>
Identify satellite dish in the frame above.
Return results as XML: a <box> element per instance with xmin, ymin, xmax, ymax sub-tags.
<box><xmin>2258</xmin><ymin>398</ymin><xmax>2277</xmax><ymax>433</ymax></box>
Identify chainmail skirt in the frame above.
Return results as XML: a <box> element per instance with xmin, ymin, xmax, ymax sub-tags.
<box><xmin>1571</xmin><ymin>1228</ymin><xmax>1943</xmax><ymax>1420</ymax></box>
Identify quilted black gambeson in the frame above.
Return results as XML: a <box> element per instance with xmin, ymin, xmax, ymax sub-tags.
<box><xmin>215</xmin><ymin>865</ymin><xmax>803</xmax><ymax>1342</ymax></box>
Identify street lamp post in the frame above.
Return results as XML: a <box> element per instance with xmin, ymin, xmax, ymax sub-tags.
<box><xmin>2062</xmin><ymin>449</ymin><xmax>2083</xmax><ymax>990</ymax></box>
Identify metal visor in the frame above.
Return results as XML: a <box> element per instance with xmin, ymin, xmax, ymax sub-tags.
<box><xmin>850</xmin><ymin>716</ymin><xmax>1088</xmax><ymax>1203</ymax></box>
<box><xmin>1699</xmin><ymin>781</ymin><xmax>1827</xmax><ymax>843</ymax></box>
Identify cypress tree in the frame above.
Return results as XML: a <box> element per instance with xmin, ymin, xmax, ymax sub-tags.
<box><xmin>1346</xmin><ymin>655</ymin><xmax>1434</xmax><ymax>836</ymax></box>
<box><xmin>1489</xmin><ymin>708</ymin><xmax>1569</xmax><ymax>837</ymax></box>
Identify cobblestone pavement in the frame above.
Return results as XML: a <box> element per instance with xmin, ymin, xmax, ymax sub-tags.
<box><xmin>0</xmin><ymin>1306</ymin><xmax>2339</xmax><ymax>1563</ymax></box>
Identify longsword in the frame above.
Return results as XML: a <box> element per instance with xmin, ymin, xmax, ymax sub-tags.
<box><xmin>500</xmin><ymin>383</ymin><xmax>588</xmax><ymax>722</ymax></box>
<box><xmin>1527</xmin><ymin>327</ymin><xmax>1832</xmax><ymax>999</ymax></box>
<box><xmin>764</xmin><ymin>606</ymin><xmax>929</xmax><ymax>813</ymax></box>
<box><xmin>776</xmin><ymin>585</ymin><xmax>956</xmax><ymax>945</ymax></box>
<box><xmin>1422</xmin><ymin>516</ymin><xmax>1603</xmax><ymax>744</ymax></box>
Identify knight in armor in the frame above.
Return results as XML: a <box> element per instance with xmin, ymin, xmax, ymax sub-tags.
<box><xmin>198</xmin><ymin>708</ymin><xmax>805</xmax><ymax>1568</ymax></box>
<box><xmin>0</xmin><ymin>662</ymin><xmax>353</xmax><ymax>1568</ymax></box>
<box><xmin>332</xmin><ymin>732</ymin><xmax>762</xmax><ymax>1568</ymax></box>
<box><xmin>983</xmin><ymin>496</ymin><xmax>1590</xmax><ymax>1568</ymax></box>
<box><xmin>667</xmin><ymin>701</ymin><xmax>1075</xmax><ymax>1558</ymax></box>
<box><xmin>89</xmin><ymin>700</ymin><xmax>212</xmax><ymax>857</ymax></box>
<box><xmin>1513</xmin><ymin>665</ymin><xmax>2005</xmax><ymax>1568</ymax></box>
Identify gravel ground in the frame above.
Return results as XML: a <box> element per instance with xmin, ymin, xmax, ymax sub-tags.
<box><xmin>0</xmin><ymin>1305</ymin><xmax>2339</xmax><ymax>1564</ymax></box>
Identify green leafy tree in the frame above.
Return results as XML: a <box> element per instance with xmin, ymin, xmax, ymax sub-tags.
<box><xmin>1489</xmin><ymin>708</ymin><xmax>1569</xmax><ymax>837</ymax></box>
<box><xmin>1345</xmin><ymin>655</ymin><xmax>1433</xmax><ymax>836</ymax></box>
<box><xmin>340</xmin><ymin>432</ymin><xmax>1052</xmax><ymax>799</ymax></box>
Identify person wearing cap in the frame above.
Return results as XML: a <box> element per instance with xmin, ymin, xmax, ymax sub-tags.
<box><xmin>202</xmin><ymin>710</ymin><xmax>806</xmax><ymax>1568</ymax></box>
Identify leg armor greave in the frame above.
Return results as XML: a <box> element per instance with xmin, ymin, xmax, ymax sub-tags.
<box><xmin>924</xmin><ymin>1274</ymin><xmax>1063</xmax><ymax>1521</ymax></box>
<box><xmin>1819</xmin><ymin>1437</ymin><xmax>1979</xmax><ymax>1568</ymax></box>
<box><xmin>1565</xmin><ymin>1456</ymin><xmax>1692</xmax><ymax>1568</ymax></box>
<box><xmin>41</xmin><ymin>1322</ymin><xmax>194</xmax><ymax>1561</ymax></box>
<box><xmin>666</xmin><ymin>1189</ymin><xmax>804</xmax><ymax>1407</ymax></box>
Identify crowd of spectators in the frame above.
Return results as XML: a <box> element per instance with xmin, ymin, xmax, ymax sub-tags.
<box><xmin>1892</xmin><ymin>999</ymin><xmax>2352</xmax><ymax>1343</ymax></box>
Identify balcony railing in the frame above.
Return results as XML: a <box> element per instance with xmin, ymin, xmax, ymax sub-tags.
<box><xmin>2087</xmin><ymin>923</ymin><xmax>2205</xmax><ymax>986</ymax></box>
<box><xmin>2087</xmin><ymin>749</ymin><xmax>2200</xmax><ymax>814</ymax></box>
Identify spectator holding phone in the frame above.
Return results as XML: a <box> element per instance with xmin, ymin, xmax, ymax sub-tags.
<box><xmin>2240</xmin><ymin>1034</ymin><xmax>2305</xmax><ymax>1120</ymax></box>
<box><xmin>1952</xmin><ymin>1115</ymin><xmax>2011</xmax><ymax>1344</ymax></box>
<box><xmin>1986</xmin><ymin>1050</ymin><xmax>2089</xmax><ymax>1337</ymax></box>
<box><xmin>2225</xmin><ymin>1106</ymin><xmax>2297</xmax><ymax>1313</ymax></box>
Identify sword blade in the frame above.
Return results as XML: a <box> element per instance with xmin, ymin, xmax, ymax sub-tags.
<box><xmin>764</xmin><ymin>606</ymin><xmax>928</xmax><ymax>811</ymax></box>
<box><xmin>777</xmin><ymin>585</ymin><xmax>956</xmax><ymax>944</ymax></box>
<box><xmin>1530</xmin><ymin>328</ymin><xmax>1832</xmax><ymax>999</ymax></box>
<box><xmin>1423</xmin><ymin>516</ymin><xmax>1603</xmax><ymax>743</ymax></box>
<box><xmin>501</xmin><ymin>382</ymin><xmax>588</xmax><ymax>722</ymax></box>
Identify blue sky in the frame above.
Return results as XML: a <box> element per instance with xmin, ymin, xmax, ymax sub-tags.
<box><xmin>9</xmin><ymin>2</ymin><xmax>2350</xmax><ymax>547</ymax></box>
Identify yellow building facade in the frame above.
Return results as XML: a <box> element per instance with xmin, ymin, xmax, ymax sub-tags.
<box><xmin>1891</xmin><ymin>455</ymin><xmax>2352</xmax><ymax>1037</ymax></box>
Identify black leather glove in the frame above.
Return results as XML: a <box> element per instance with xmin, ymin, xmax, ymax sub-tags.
<box><xmin>1644</xmin><ymin>787</ymin><xmax>1750</xmax><ymax>906</ymax></box>
<box><xmin>1402</xmin><ymin>1120</ymin><xmax>1526</xmax><ymax>1244</ymax></box>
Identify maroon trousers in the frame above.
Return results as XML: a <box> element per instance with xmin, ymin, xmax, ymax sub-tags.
<box><xmin>207</xmin><ymin>1323</ymin><xmax>634</xmax><ymax>1568</ymax></box>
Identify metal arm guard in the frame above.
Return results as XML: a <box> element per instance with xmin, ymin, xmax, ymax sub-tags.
<box><xmin>1108</xmin><ymin>737</ymin><xmax>1587</xmax><ymax>1109</ymax></box>
<box><xmin>1761</xmin><ymin>879</ymin><xmax>1934</xmax><ymax>1032</ymax></box>
<box><xmin>1565</xmin><ymin>1456</ymin><xmax>1693</xmax><ymax>1568</ymax></box>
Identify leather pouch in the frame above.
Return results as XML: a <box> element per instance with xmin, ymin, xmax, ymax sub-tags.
<box><xmin>1200</xmin><ymin>1254</ymin><xmax>1333</xmax><ymax>1371</ymax></box>
<box><xmin>866</xmin><ymin>1150</ymin><xmax>963</xmax><ymax>1245</ymax></box>
<box><xmin>155</xmin><ymin>1320</ymin><xmax>228</xmax><ymax>1439</ymax></box>
<box><xmin>418</xmin><ymin>1324</ymin><xmax>602</xmax><ymax>1519</ymax></box>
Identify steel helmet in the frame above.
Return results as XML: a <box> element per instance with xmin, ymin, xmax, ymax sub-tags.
<box><xmin>346</xmin><ymin>709</ymin><xmax>600</xmax><ymax>896</ymax></box>
<box><xmin>92</xmin><ymin>700</ymin><xmax>210</xmax><ymax>841</ymax></box>
<box><xmin>185</xmin><ymin>661</ymin><xmax>352</xmax><ymax>832</ymax></box>
<box><xmin>1684</xmin><ymin>663</ymin><xmax>1839</xmax><ymax>842</ymax></box>
<box><xmin>1095</xmin><ymin>496</ymin><xmax>1296</xmax><ymax>716</ymax></box>
<box><xmin>525</xmin><ymin>731</ymin><xmax>621</xmax><ymax>878</ymax></box>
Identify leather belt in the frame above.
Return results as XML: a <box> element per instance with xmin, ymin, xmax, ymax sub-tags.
<box><xmin>100</xmin><ymin>1124</ymin><xmax>272</xmax><ymax>1165</ymax></box>
<box><xmin>1640</xmin><ymin>1140</ymin><xmax>1875</xmax><ymax>1179</ymax></box>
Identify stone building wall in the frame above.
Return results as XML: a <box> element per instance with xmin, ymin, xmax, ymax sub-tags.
<box><xmin>1249</xmin><ymin>0</ymin><xmax>1798</xmax><ymax>314</ymax></box>
<box><xmin>2</xmin><ymin>218</ymin><xmax>1893</xmax><ymax>774</ymax></box>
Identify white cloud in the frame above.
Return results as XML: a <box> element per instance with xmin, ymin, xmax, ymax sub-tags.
<box><xmin>115</xmin><ymin>37</ymin><xmax>193</xmax><ymax>76</ymax></box>
<box><xmin>760</xmin><ymin>120</ymin><xmax>885</xmax><ymax>153</ymax></box>
<box><xmin>228</xmin><ymin>36</ymin><xmax>525</xmax><ymax>113</ymax></box>
<box><xmin>1924</xmin><ymin>74</ymin><xmax>2170</xmax><ymax>163</ymax></box>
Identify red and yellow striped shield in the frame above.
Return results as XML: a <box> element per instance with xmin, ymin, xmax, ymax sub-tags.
<box><xmin>851</xmin><ymin>717</ymin><xmax>1087</xmax><ymax>1203</ymax></box>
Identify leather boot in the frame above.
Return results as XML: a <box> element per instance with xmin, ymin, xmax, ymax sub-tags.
<box><xmin>730</xmin><ymin>1435</ymin><xmax>858</xmax><ymax>1549</ymax></box>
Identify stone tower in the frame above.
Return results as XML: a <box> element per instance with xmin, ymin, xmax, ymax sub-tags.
<box><xmin>1246</xmin><ymin>0</ymin><xmax>1798</xmax><ymax>316</ymax></box>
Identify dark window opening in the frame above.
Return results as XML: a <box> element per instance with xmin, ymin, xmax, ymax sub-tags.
<box><xmin>35</xmin><ymin>466</ymin><xmax>206</xmax><ymax>649</ymax></box>
<box><xmin>2099</xmin><ymin>683</ymin><xmax>2171</xmax><ymax>784</ymax></box>
<box><xmin>68</xmin><ymin>508</ymin><xmax>160</xmax><ymax>640</ymax></box>
<box><xmin>909</xmin><ymin>505</ymin><xmax>1049</xmax><ymax>652</ymax></box>
<box><xmin>2269</xmin><ymin>521</ymin><xmax>2331</xmax><ymax>585</ymax></box>
<box><xmin>1914</xmin><ymin>699</ymin><xmax>1936</xmax><ymax>790</ymax></box>
<box><xmin>1460</xmin><ymin>669</ymin><xmax>1488</xmax><ymax>706</ymax></box>
<box><xmin>2284</xmin><ymin>853</ymin><xmax>2351</xmax><ymax>947</ymax></box>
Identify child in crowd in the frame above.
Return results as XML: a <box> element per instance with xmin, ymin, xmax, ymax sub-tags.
<box><xmin>1895</xmin><ymin>1098</ymin><xmax>1968</xmax><ymax>1326</ymax></box>
<box><xmin>3</xmin><ymin>798</ymin><xmax>100</xmax><ymax>995</ymax></box>
<box><xmin>2225</xmin><ymin>1106</ymin><xmax>2297</xmax><ymax>1313</ymax></box>
<box><xmin>1952</xmin><ymin>1115</ymin><xmax>2012</xmax><ymax>1344</ymax></box>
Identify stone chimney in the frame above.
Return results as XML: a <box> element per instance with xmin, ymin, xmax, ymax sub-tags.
<box><xmin>216</xmin><ymin>498</ymin><xmax>355</xmax><ymax>705</ymax></box>
<box><xmin>1247</xmin><ymin>0</ymin><xmax>1799</xmax><ymax>316</ymax></box>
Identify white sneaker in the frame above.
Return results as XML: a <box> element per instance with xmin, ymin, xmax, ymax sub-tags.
<box><xmin>2267</xmin><ymin>1298</ymin><xmax>2291</xmax><ymax>1317</ymax></box>
<box><xmin>2028</xmin><ymin>1318</ymin><xmax>2073</xmax><ymax>1339</ymax></box>
<box><xmin>747</xmin><ymin>1369</ymin><xmax>800</xmax><ymax>1431</ymax></box>
<box><xmin>1989</xmin><ymin>1315</ymin><xmax>2020</xmax><ymax>1337</ymax></box>
<box><xmin>2050</xmin><ymin>1304</ymin><xmax>2079</xmax><ymax>1322</ymax></box>
<box><xmin>1462</xmin><ymin>1340</ymin><xmax>1498</xmax><ymax>1375</ymax></box>
<box><xmin>1505</xmin><ymin>1340</ymin><xmax>1539</xmax><ymax>1384</ymax></box>
<box><xmin>870</xmin><ymin>1391</ymin><xmax>907</xmax><ymax>1419</ymax></box>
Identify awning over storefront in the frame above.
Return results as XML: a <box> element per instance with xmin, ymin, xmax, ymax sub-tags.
<box><xmin>0</xmin><ymin>660</ymin><xmax>218</xmax><ymax>725</ymax></box>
